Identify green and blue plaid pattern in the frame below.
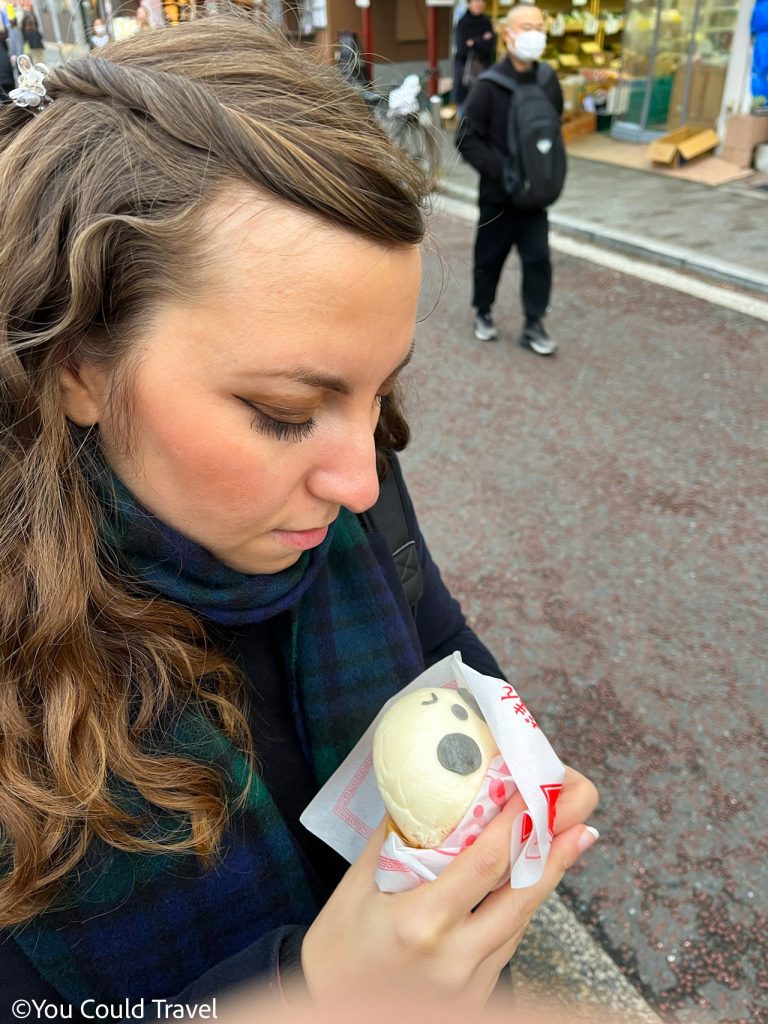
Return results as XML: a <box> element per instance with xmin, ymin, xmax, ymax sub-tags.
<box><xmin>11</xmin><ymin>474</ymin><xmax>423</xmax><ymax>1002</ymax></box>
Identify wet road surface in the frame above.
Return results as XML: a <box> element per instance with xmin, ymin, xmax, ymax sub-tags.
<box><xmin>400</xmin><ymin>211</ymin><xmax>767</xmax><ymax>1024</ymax></box>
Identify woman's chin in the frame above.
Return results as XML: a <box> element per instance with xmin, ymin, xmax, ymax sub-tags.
<box><xmin>213</xmin><ymin>544</ymin><xmax>303</xmax><ymax>577</ymax></box>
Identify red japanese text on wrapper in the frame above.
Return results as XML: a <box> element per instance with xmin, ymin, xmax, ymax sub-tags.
<box><xmin>499</xmin><ymin>682</ymin><xmax>539</xmax><ymax>729</ymax></box>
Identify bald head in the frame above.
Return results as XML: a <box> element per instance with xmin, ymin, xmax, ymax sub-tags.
<box><xmin>504</xmin><ymin>4</ymin><xmax>544</xmax><ymax>33</ymax></box>
<box><xmin>502</xmin><ymin>4</ymin><xmax>546</xmax><ymax>65</ymax></box>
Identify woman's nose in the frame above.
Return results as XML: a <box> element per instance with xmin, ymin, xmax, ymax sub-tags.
<box><xmin>307</xmin><ymin>424</ymin><xmax>380</xmax><ymax>514</ymax></box>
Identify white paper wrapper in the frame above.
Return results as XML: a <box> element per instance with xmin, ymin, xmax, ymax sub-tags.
<box><xmin>300</xmin><ymin>652</ymin><xmax>565</xmax><ymax>889</ymax></box>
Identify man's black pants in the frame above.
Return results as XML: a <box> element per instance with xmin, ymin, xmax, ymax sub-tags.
<box><xmin>472</xmin><ymin>202</ymin><xmax>551</xmax><ymax>320</ymax></box>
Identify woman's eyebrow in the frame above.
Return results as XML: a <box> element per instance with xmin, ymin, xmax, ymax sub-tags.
<box><xmin>251</xmin><ymin>341</ymin><xmax>416</xmax><ymax>396</ymax></box>
<box><xmin>379</xmin><ymin>340</ymin><xmax>416</xmax><ymax>390</ymax></box>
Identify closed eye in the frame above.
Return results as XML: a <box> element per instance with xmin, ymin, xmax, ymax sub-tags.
<box><xmin>237</xmin><ymin>398</ymin><xmax>317</xmax><ymax>443</ymax></box>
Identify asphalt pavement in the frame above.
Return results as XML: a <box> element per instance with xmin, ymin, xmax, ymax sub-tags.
<box><xmin>400</xmin><ymin>183</ymin><xmax>767</xmax><ymax>1023</ymax></box>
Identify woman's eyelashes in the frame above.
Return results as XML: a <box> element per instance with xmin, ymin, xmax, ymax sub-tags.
<box><xmin>239</xmin><ymin>393</ymin><xmax>390</xmax><ymax>444</ymax></box>
<box><xmin>244</xmin><ymin>402</ymin><xmax>318</xmax><ymax>442</ymax></box>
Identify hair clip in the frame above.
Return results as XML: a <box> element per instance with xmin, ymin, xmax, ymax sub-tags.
<box><xmin>10</xmin><ymin>55</ymin><xmax>53</xmax><ymax>112</ymax></box>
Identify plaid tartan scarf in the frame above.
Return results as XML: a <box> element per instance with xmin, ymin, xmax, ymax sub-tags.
<box><xmin>11</xmin><ymin>471</ymin><xmax>424</xmax><ymax>1002</ymax></box>
<box><xmin>100</xmin><ymin>472</ymin><xmax>424</xmax><ymax>783</ymax></box>
<box><xmin>102</xmin><ymin>473</ymin><xmax>336</xmax><ymax>627</ymax></box>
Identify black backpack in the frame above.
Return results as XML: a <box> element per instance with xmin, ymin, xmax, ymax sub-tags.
<box><xmin>358</xmin><ymin>453</ymin><xmax>424</xmax><ymax>611</ymax></box>
<box><xmin>479</xmin><ymin>64</ymin><xmax>567</xmax><ymax>210</ymax></box>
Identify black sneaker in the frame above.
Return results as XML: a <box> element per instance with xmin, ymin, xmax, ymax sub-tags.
<box><xmin>519</xmin><ymin>320</ymin><xmax>557</xmax><ymax>356</ymax></box>
<box><xmin>473</xmin><ymin>311</ymin><xmax>498</xmax><ymax>342</ymax></box>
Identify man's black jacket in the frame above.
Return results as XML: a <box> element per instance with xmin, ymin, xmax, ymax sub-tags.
<box><xmin>456</xmin><ymin>56</ymin><xmax>564</xmax><ymax>206</ymax></box>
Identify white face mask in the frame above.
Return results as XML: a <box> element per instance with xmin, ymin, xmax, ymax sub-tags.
<box><xmin>508</xmin><ymin>29</ymin><xmax>547</xmax><ymax>63</ymax></box>
<box><xmin>94</xmin><ymin>24</ymin><xmax>107</xmax><ymax>34</ymax></box>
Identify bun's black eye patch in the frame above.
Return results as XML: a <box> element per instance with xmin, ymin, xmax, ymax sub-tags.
<box><xmin>437</xmin><ymin>733</ymin><xmax>482</xmax><ymax>775</ymax></box>
<box><xmin>421</xmin><ymin>692</ymin><xmax>439</xmax><ymax>706</ymax></box>
<box><xmin>451</xmin><ymin>703</ymin><xmax>468</xmax><ymax>721</ymax></box>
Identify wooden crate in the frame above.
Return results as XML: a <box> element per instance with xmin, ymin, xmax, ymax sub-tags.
<box><xmin>561</xmin><ymin>112</ymin><xmax>597</xmax><ymax>144</ymax></box>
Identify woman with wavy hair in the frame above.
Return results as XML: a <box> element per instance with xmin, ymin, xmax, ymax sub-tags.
<box><xmin>0</xmin><ymin>13</ymin><xmax>598</xmax><ymax>1014</ymax></box>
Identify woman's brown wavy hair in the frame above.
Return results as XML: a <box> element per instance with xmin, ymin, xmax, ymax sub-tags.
<box><xmin>0</xmin><ymin>11</ymin><xmax>427</xmax><ymax>927</ymax></box>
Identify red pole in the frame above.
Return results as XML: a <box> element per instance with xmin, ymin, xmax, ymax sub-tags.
<box><xmin>427</xmin><ymin>5</ymin><xmax>439</xmax><ymax>97</ymax></box>
<box><xmin>361</xmin><ymin>5</ymin><xmax>373</xmax><ymax>83</ymax></box>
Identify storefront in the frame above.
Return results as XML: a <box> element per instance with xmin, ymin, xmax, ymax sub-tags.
<box><xmin>480</xmin><ymin>0</ymin><xmax>755</xmax><ymax>145</ymax></box>
<box><xmin>612</xmin><ymin>0</ymin><xmax>743</xmax><ymax>141</ymax></box>
<box><xmin>15</xmin><ymin>0</ymin><xmax>756</xmax><ymax>146</ymax></box>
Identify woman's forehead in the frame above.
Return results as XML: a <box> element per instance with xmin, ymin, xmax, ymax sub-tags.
<box><xmin>132</xmin><ymin>194</ymin><xmax>420</xmax><ymax>383</ymax></box>
<box><xmin>198</xmin><ymin>190</ymin><xmax>420</xmax><ymax>297</ymax></box>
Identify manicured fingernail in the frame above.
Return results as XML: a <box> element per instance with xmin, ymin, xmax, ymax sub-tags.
<box><xmin>578</xmin><ymin>825</ymin><xmax>600</xmax><ymax>853</ymax></box>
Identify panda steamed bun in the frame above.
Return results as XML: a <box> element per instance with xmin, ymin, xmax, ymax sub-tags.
<box><xmin>373</xmin><ymin>687</ymin><xmax>499</xmax><ymax>848</ymax></box>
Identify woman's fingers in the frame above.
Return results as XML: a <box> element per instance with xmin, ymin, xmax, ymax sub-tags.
<box><xmin>417</xmin><ymin>764</ymin><xmax>598</xmax><ymax>918</ymax></box>
<box><xmin>414</xmin><ymin>791</ymin><xmax>528</xmax><ymax>927</ymax></box>
<box><xmin>457</xmin><ymin>767</ymin><xmax>600</xmax><ymax>962</ymax></box>
<box><xmin>359</xmin><ymin>817</ymin><xmax>391</xmax><ymax>862</ymax></box>
<box><xmin>405</xmin><ymin>766</ymin><xmax>598</xmax><ymax>957</ymax></box>
<box><xmin>304</xmin><ymin>771</ymin><xmax>599</xmax><ymax>1005</ymax></box>
<box><xmin>553</xmin><ymin>766</ymin><xmax>600</xmax><ymax>835</ymax></box>
<box><xmin>362</xmin><ymin>766</ymin><xmax>598</xmax><ymax>934</ymax></box>
<box><xmin>463</xmin><ymin>822</ymin><xmax>600</xmax><ymax>961</ymax></box>
<box><xmin>341</xmin><ymin>817</ymin><xmax>391</xmax><ymax>888</ymax></box>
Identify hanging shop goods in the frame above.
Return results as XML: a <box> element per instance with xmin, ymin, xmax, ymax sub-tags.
<box><xmin>481</xmin><ymin>0</ymin><xmax>744</xmax><ymax>157</ymax></box>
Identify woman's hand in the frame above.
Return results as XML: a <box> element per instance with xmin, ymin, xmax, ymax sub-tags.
<box><xmin>301</xmin><ymin>766</ymin><xmax>598</xmax><ymax>1006</ymax></box>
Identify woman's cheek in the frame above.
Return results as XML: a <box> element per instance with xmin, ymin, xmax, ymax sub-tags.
<box><xmin>186</xmin><ymin>432</ymin><xmax>269</xmax><ymax>495</ymax></box>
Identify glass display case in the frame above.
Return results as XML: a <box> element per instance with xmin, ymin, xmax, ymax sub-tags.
<box><xmin>612</xmin><ymin>0</ymin><xmax>740</xmax><ymax>140</ymax></box>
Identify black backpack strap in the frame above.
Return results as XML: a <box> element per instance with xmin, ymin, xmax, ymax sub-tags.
<box><xmin>477</xmin><ymin>68</ymin><xmax>520</xmax><ymax>161</ymax></box>
<box><xmin>477</xmin><ymin>68</ymin><xmax>516</xmax><ymax>92</ymax></box>
<box><xmin>535</xmin><ymin>62</ymin><xmax>560</xmax><ymax>111</ymax></box>
<box><xmin>481</xmin><ymin>63</ymin><xmax>554</xmax><ymax>92</ymax></box>
<box><xmin>359</xmin><ymin>454</ymin><xmax>424</xmax><ymax>611</ymax></box>
<box><xmin>535</xmin><ymin>62</ymin><xmax>554</xmax><ymax>88</ymax></box>
<box><xmin>477</xmin><ymin>69</ymin><xmax>521</xmax><ymax>184</ymax></box>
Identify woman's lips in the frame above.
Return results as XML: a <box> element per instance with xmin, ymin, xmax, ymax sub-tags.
<box><xmin>270</xmin><ymin>525</ymin><xmax>330</xmax><ymax>551</ymax></box>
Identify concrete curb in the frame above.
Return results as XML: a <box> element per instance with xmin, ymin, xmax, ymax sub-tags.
<box><xmin>513</xmin><ymin>895</ymin><xmax>663</xmax><ymax>1023</ymax></box>
<box><xmin>437</xmin><ymin>178</ymin><xmax>768</xmax><ymax>299</ymax></box>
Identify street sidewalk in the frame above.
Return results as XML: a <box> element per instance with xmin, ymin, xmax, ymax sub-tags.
<box><xmin>435</xmin><ymin>127</ymin><xmax>768</xmax><ymax>297</ymax></box>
